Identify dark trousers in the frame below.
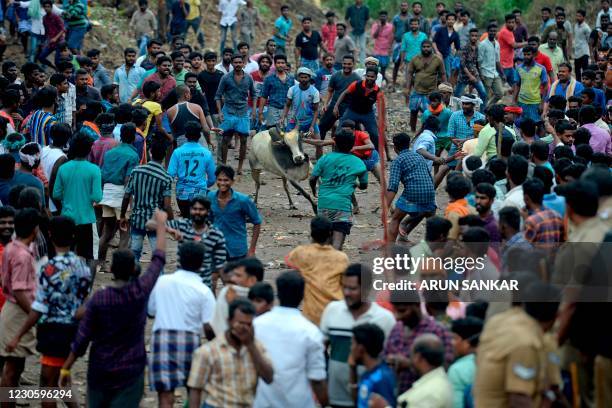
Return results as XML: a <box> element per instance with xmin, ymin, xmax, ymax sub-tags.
<box><xmin>575</xmin><ymin>55</ymin><xmax>589</xmax><ymax>81</ymax></box>
<box><xmin>88</xmin><ymin>373</ymin><xmax>144</xmax><ymax>408</ymax></box>
<box><xmin>319</xmin><ymin>104</ymin><xmax>348</xmax><ymax>139</ymax></box>
<box><xmin>74</xmin><ymin>224</ymin><xmax>94</xmax><ymax>261</ymax></box>
<box><xmin>177</xmin><ymin>199</ymin><xmax>191</xmax><ymax>219</ymax></box>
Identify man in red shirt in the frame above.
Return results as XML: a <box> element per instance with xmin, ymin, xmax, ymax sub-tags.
<box><xmin>0</xmin><ymin>206</ymin><xmax>15</xmax><ymax>311</ymax></box>
<box><xmin>527</xmin><ymin>36</ymin><xmax>555</xmax><ymax>84</ymax></box>
<box><xmin>498</xmin><ymin>14</ymin><xmax>526</xmax><ymax>87</ymax></box>
<box><xmin>321</xmin><ymin>11</ymin><xmax>337</xmax><ymax>55</ymax></box>
<box><xmin>0</xmin><ymin>209</ymin><xmax>40</xmax><ymax>393</ymax></box>
<box><xmin>250</xmin><ymin>54</ymin><xmax>272</xmax><ymax>133</ymax></box>
<box><xmin>142</xmin><ymin>56</ymin><xmax>177</xmax><ymax>101</ymax></box>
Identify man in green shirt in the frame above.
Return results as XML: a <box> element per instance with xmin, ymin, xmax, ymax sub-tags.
<box><xmin>53</xmin><ymin>134</ymin><xmax>103</xmax><ymax>263</ymax></box>
<box><xmin>64</xmin><ymin>0</ymin><xmax>89</xmax><ymax>54</ymax></box>
<box><xmin>310</xmin><ymin>129</ymin><xmax>368</xmax><ymax>250</ymax></box>
<box><xmin>472</xmin><ymin>104</ymin><xmax>511</xmax><ymax>160</ymax></box>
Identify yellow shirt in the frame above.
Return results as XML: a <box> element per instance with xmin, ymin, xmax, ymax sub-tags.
<box><xmin>186</xmin><ymin>0</ymin><xmax>201</xmax><ymax>20</ymax></box>
<box><xmin>133</xmin><ymin>99</ymin><xmax>162</xmax><ymax>137</ymax></box>
<box><xmin>286</xmin><ymin>243</ymin><xmax>348</xmax><ymax>325</ymax></box>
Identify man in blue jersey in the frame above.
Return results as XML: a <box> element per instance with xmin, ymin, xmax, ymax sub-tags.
<box><xmin>168</xmin><ymin>121</ymin><xmax>216</xmax><ymax>218</ymax></box>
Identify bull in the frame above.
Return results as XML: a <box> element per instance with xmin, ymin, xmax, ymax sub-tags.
<box><xmin>248</xmin><ymin>127</ymin><xmax>317</xmax><ymax>214</ymax></box>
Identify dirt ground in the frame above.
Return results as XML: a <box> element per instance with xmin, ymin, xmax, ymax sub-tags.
<box><xmin>12</xmin><ymin>89</ymin><xmax>451</xmax><ymax>406</ymax></box>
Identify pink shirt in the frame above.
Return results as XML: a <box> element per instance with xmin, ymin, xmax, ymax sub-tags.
<box><xmin>1</xmin><ymin>240</ymin><xmax>36</xmax><ymax>304</ymax></box>
<box><xmin>582</xmin><ymin>123</ymin><xmax>612</xmax><ymax>156</ymax></box>
<box><xmin>371</xmin><ymin>22</ymin><xmax>394</xmax><ymax>56</ymax></box>
<box><xmin>498</xmin><ymin>26</ymin><xmax>516</xmax><ymax>69</ymax></box>
<box><xmin>89</xmin><ymin>136</ymin><xmax>119</xmax><ymax>167</ymax></box>
<box><xmin>322</xmin><ymin>23</ymin><xmax>337</xmax><ymax>54</ymax></box>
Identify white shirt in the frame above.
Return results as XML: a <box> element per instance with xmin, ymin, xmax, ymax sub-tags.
<box><xmin>253</xmin><ymin>307</ymin><xmax>326</xmax><ymax>408</ymax></box>
<box><xmin>218</xmin><ymin>0</ymin><xmax>245</xmax><ymax>27</ymax></box>
<box><xmin>209</xmin><ymin>284</ymin><xmax>250</xmax><ymax>336</ymax></box>
<box><xmin>501</xmin><ymin>185</ymin><xmax>525</xmax><ymax>209</ymax></box>
<box><xmin>354</xmin><ymin>68</ymin><xmax>384</xmax><ymax>87</ymax></box>
<box><xmin>148</xmin><ymin>269</ymin><xmax>216</xmax><ymax>334</ymax></box>
<box><xmin>63</xmin><ymin>83</ymin><xmax>76</xmax><ymax>127</ymax></box>
<box><xmin>215</xmin><ymin>62</ymin><xmax>232</xmax><ymax>74</ymax></box>
<box><xmin>40</xmin><ymin>146</ymin><xmax>66</xmax><ymax>212</ymax></box>
<box><xmin>573</xmin><ymin>22</ymin><xmax>592</xmax><ymax>59</ymax></box>
<box><xmin>244</xmin><ymin>58</ymin><xmax>259</xmax><ymax>74</ymax></box>
<box><xmin>17</xmin><ymin>2</ymin><xmax>63</xmax><ymax>35</ymax></box>
<box><xmin>597</xmin><ymin>9</ymin><xmax>612</xmax><ymax>29</ymax></box>
<box><xmin>319</xmin><ymin>300</ymin><xmax>396</xmax><ymax>406</ymax></box>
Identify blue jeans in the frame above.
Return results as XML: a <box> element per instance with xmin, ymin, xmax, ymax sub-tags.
<box><xmin>350</xmin><ymin>32</ymin><xmax>366</xmax><ymax>65</ymax></box>
<box><xmin>137</xmin><ymin>34</ymin><xmax>150</xmax><ymax>57</ymax></box>
<box><xmin>301</xmin><ymin>58</ymin><xmax>319</xmax><ymax>72</ymax></box>
<box><xmin>220</xmin><ymin>23</ymin><xmax>237</xmax><ymax>53</ymax></box>
<box><xmin>130</xmin><ymin>228</ymin><xmax>157</xmax><ymax>262</ymax></box>
<box><xmin>454</xmin><ymin>80</ymin><xmax>488</xmax><ymax>107</ymax></box>
<box><xmin>185</xmin><ymin>17</ymin><xmax>204</xmax><ymax>47</ymax></box>
<box><xmin>28</xmin><ymin>33</ymin><xmax>44</xmax><ymax>63</ymax></box>
<box><xmin>341</xmin><ymin>108</ymin><xmax>379</xmax><ymax>149</ymax></box>
<box><xmin>67</xmin><ymin>26</ymin><xmax>87</xmax><ymax>51</ymax></box>
<box><xmin>503</xmin><ymin>68</ymin><xmax>517</xmax><ymax>86</ymax></box>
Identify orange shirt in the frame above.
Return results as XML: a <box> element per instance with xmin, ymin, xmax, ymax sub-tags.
<box><xmin>445</xmin><ymin>198</ymin><xmax>477</xmax><ymax>239</ymax></box>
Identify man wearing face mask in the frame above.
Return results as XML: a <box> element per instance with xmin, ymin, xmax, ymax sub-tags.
<box><xmin>542</xmin><ymin>12</ymin><xmax>572</xmax><ymax>60</ymax></box>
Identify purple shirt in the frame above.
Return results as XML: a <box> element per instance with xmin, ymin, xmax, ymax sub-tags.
<box><xmin>71</xmin><ymin>250</ymin><xmax>166</xmax><ymax>390</ymax></box>
<box><xmin>383</xmin><ymin>317</ymin><xmax>454</xmax><ymax>393</ymax></box>
<box><xmin>582</xmin><ymin>123</ymin><xmax>612</xmax><ymax>156</ymax></box>
<box><xmin>482</xmin><ymin>212</ymin><xmax>502</xmax><ymax>243</ymax></box>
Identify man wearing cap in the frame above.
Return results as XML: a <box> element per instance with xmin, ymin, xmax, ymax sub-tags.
<box><xmin>281</xmin><ymin>67</ymin><xmax>320</xmax><ymax>150</ymax></box>
<box><xmin>406</xmin><ymin>40</ymin><xmax>447</xmax><ymax>133</ymax></box>
<box><xmin>434</xmin><ymin>94</ymin><xmax>485</xmax><ymax>187</ymax></box>
<box><xmin>513</xmin><ymin>46</ymin><xmax>548</xmax><ymax>122</ymax></box>
<box><xmin>354</xmin><ymin>57</ymin><xmax>384</xmax><ymax>87</ymax></box>
<box><xmin>334</xmin><ymin>68</ymin><xmax>382</xmax><ymax>150</ymax></box>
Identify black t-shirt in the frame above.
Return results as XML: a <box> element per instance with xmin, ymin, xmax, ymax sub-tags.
<box><xmin>328</xmin><ymin>71</ymin><xmax>360</xmax><ymax>106</ymax></box>
<box><xmin>190</xmin><ymin>90</ymin><xmax>210</xmax><ymax>116</ymax></box>
<box><xmin>197</xmin><ymin>70</ymin><xmax>224</xmax><ymax>114</ymax></box>
<box><xmin>295</xmin><ymin>31</ymin><xmax>322</xmax><ymax>60</ymax></box>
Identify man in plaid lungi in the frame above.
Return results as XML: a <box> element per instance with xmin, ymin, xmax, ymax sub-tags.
<box><xmin>148</xmin><ymin>242</ymin><xmax>217</xmax><ymax>407</ymax></box>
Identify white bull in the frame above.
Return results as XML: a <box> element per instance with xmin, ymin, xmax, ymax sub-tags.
<box><xmin>248</xmin><ymin>127</ymin><xmax>317</xmax><ymax>214</ymax></box>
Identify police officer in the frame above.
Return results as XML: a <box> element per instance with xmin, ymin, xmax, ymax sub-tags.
<box><xmin>474</xmin><ymin>281</ymin><xmax>562</xmax><ymax>407</ymax></box>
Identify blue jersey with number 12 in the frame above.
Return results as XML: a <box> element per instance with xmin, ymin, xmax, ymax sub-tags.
<box><xmin>168</xmin><ymin>142</ymin><xmax>216</xmax><ymax>200</ymax></box>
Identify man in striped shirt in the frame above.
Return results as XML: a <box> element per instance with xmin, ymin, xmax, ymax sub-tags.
<box><xmin>120</xmin><ymin>140</ymin><xmax>174</xmax><ymax>262</ymax></box>
<box><xmin>64</xmin><ymin>0</ymin><xmax>89</xmax><ymax>54</ymax></box>
<box><xmin>25</xmin><ymin>86</ymin><xmax>57</xmax><ymax>146</ymax></box>
<box><xmin>147</xmin><ymin>196</ymin><xmax>227</xmax><ymax>290</ymax></box>
<box><xmin>522</xmin><ymin>178</ymin><xmax>564</xmax><ymax>249</ymax></box>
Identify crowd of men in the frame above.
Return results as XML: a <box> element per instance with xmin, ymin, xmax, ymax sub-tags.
<box><xmin>0</xmin><ymin>0</ymin><xmax>610</xmax><ymax>407</ymax></box>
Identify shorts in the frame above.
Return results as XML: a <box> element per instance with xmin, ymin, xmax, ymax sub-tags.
<box><xmin>518</xmin><ymin>102</ymin><xmax>541</xmax><ymax>122</ymax></box>
<box><xmin>392</xmin><ymin>42</ymin><xmax>402</xmax><ymax>63</ymax></box>
<box><xmin>149</xmin><ymin>329</ymin><xmax>200</xmax><ymax>392</ymax></box>
<box><xmin>41</xmin><ymin>355</ymin><xmax>66</xmax><ymax>368</ymax></box>
<box><xmin>264</xmin><ymin>106</ymin><xmax>283</xmax><ymax>128</ymax></box>
<box><xmin>435</xmin><ymin>136</ymin><xmax>452</xmax><ymax>152</ymax></box>
<box><xmin>67</xmin><ymin>26</ymin><xmax>87</xmax><ymax>50</ymax></box>
<box><xmin>409</xmin><ymin>92</ymin><xmax>429</xmax><ymax>113</ymax></box>
<box><xmin>362</xmin><ymin>149</ymin><xmax>380</xmax><ymax>171</ymax></box>
<box><xmin>503</xmin><ymin>68</ymin><xmax>517</xmax><ymax>86</ymax></box>
<box><xmin>101</xmin><ymin>205</ymin><xmax>121</xmax><ymax>219</ymax></box>
<box><xmin>75</xmin><ymin>223</ymin><xmax>94</xmax><ymax>261</ymax></box>
<box><xmin>395</xmin><ymin>196</ymin><xmax>436</xmax><ymax>215</ymax></box>
<box><xmin>286</xmin><ymin>120</ymin><xmax>320</xmax><ymax>135</ymax></box>
<box><xmin>220</xmin><ymin>108</ymin><xmax>250</xmax><ymax>135</ymax></box>
<box><xmin>0</xmin><ymin>301</ymin><xmax>36</xmax><ymax>358</ymax></box>
<box><xmin>318</xmin><ymin>208</ymin><xmax>353</xmax><ymax>235</ymax></box>
<box><xmin>374</xmin><ymin>55</ymin><xmax>390</xmax><ymax>68</ymax></box>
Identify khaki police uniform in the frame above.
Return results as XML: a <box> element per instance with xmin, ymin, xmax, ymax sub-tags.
<box><xmin>474</xmin><ymin>307</ymin><xmax>549</xmax><ymax>407</ymax></box>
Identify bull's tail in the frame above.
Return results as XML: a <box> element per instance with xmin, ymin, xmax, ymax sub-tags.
<box><xmin>289</xmin><ymin>180</ymin><xmax>317</xmax><ymax>214</ymax></box>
